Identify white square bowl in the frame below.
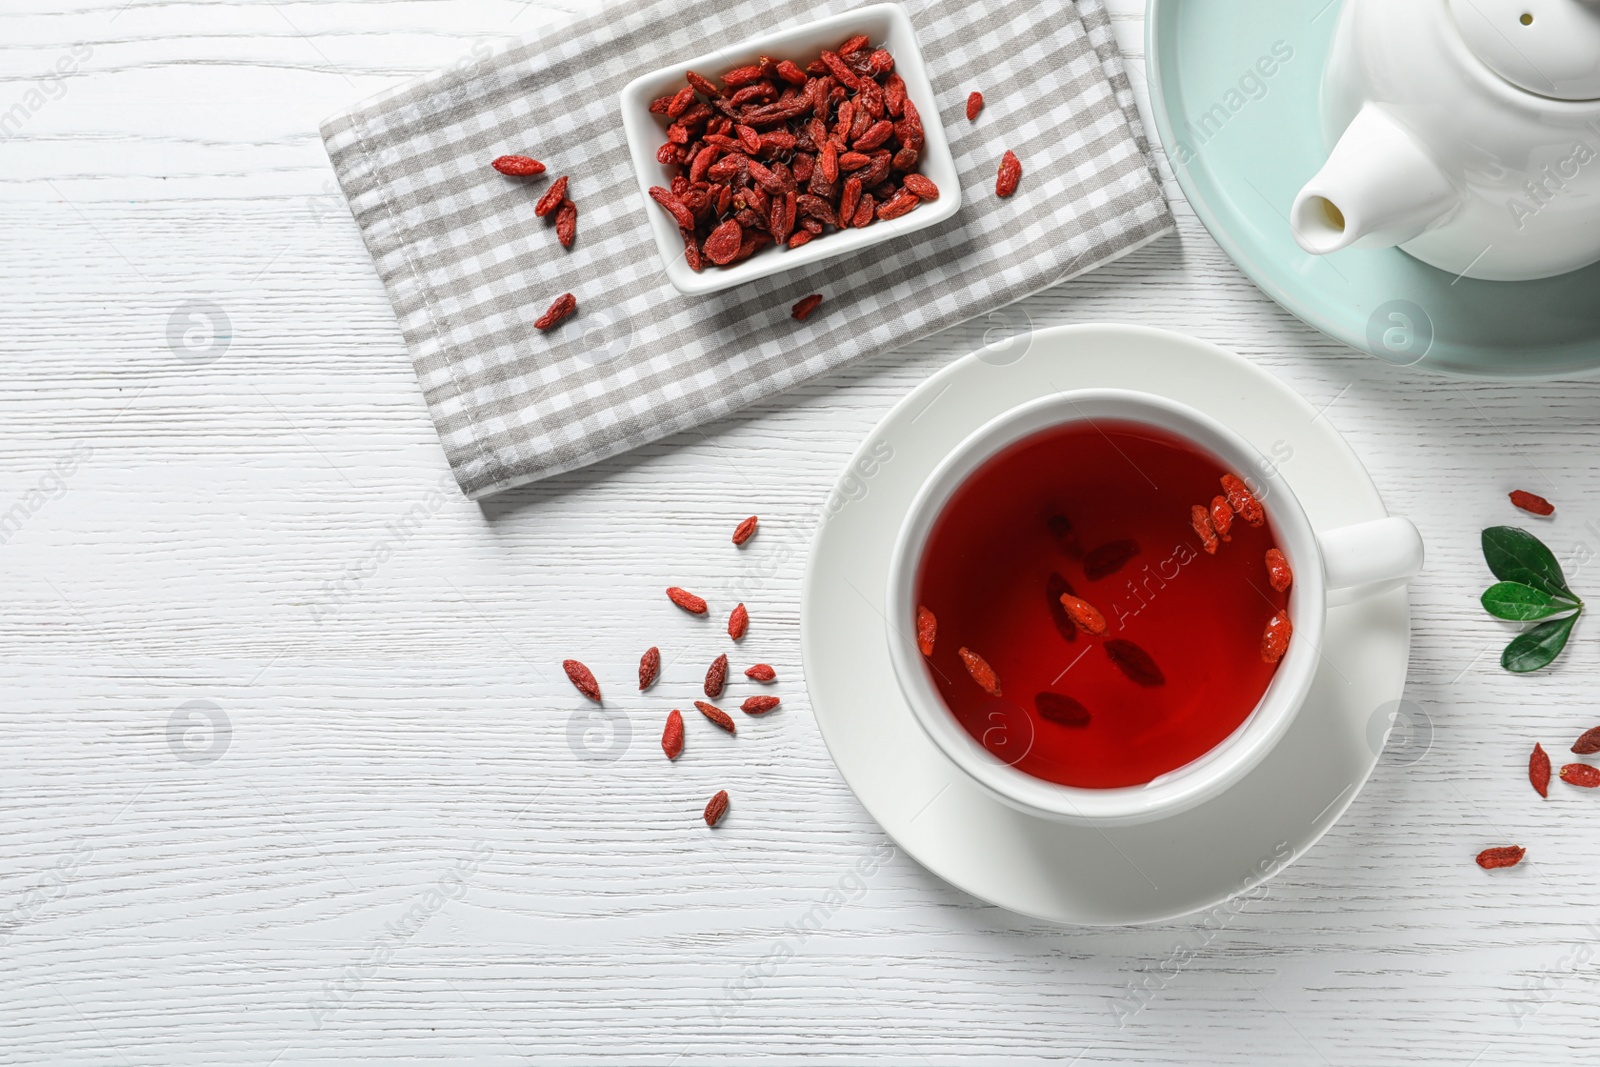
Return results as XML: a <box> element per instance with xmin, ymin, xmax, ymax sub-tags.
<box><xmin>619</xmin><ymin>3</ymin><xmax>961</xmax><ymax>296</ymax></box>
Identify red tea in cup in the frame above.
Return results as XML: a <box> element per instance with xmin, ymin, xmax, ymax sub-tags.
<box><xmin>912</xmin><ymin>420</ymin><xmax>1291</xmax><ymax>789</ymax></box>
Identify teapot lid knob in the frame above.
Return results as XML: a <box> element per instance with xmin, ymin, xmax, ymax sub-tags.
<box><xmin>1450</xmin><ymin>0</ymin><xmax>1600</xmax><ymax>100</ymax></box>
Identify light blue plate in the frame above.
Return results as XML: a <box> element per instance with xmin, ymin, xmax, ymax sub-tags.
<box><xmin>1146</xmin><ymin>0</ymin><xmax>1600</xmax><ymax>380</ymax></box>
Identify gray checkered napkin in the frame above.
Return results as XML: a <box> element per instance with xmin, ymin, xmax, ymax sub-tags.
<box><xmin>321</xmin><ymin>0</ymin><xmax>1173</xmax><ymax>499</ymax></box>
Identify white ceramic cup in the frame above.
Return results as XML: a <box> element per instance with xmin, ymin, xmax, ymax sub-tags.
<box><xmin>885</xmin><ymin>390</ymin><xmax>1424</xmax><ymax>827</ymax></box>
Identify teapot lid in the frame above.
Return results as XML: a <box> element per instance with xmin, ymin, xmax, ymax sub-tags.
<box><xmin>1450</xmin><ymin>0</ymin><xmax>1600</xmax><ymax>100</ymax></box>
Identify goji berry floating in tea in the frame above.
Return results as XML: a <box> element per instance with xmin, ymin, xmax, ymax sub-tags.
<box><xmin>1104</xmin><ymin>640</ymin><xmax>1165</xmax><ymax>688</ymax></box>
<box><xmin>1560</xmin><ymin>763</ymin><xmax>1600</xmax><ymax>788</ymax></box>
<box><xmin>534</xmin><ymin>292</ymin><xmax>577</xmax><ymax>331</ymax></box>
<box><xmin>731</xmin><ymin>515</ymin><xmax>759</xmax><ymax>545</ymax></box>
<box><xmin>1475</xmin><ymin>845</ymin><xmax>1525</xmax><ymax>869</ymax></box>
<box><xmin>1210</xmin><ymin>495</ymin><xmax>1234</xmax><ymax>541</ymax></box>
<box><xmin>666</xmin><ymin>586</ymin><xmax>708</xmax><ymax>614</ymax></box>
<box><xmin>1059</xmin><ymin>594</ymin><xmax>1108</xmax><ymax>636</ymax></box>
<box><xmin>996</xmin><ymin>150</ymin><xmax>1022</xmax><ymax>197</ymax></box>
<box><xmin>1261</xmin><ymin>610</ymin><xmax>1293</xmax><ymax>664</ymax></box>
<box><xmin>1221</xmin><ymin>474</ymin><xmax>1265</xmax><ymax>527</ymax></box>
<box><xmin>958</xmin><ymin>647</ymin><xmax>1002</xmax><ymax>697</ymax></box>
<box><xmin>1531</xmin><ymin>742</ymin><xmax>1551</xmax><ymax>798</ymax></box>
<box><xmin>646</xmin><ymin>35</ymin><xmax>937</xmax><ymax>272</ymax></box>
<box><xmin>1265</xmin><ymin>548</ymin><xmax>1293</xmax><ymax>593</ymax></box>
<box><xmin>1083</xmin><ymin>539</ymin><xmax>1140</xmax><ymax>581</ymax></box>
<box><xmin>492</xmin><ymin>155</ymin><xmax>545</xmax><ymax>176</ymax></box>
<box><xmin>915</xmin><ymin>605</ymin><xmax>937</xmax><ymax>657</ymax></box>
<box><xmin>1034</xmin><ymin>692</ymin><xmax>1089</xmax><ymax>727</ymax></box>
<box><xmin>727</xmin><ymin>603</ymin><xmax>748</xmax><ymax>641</ymax></box>
<box><xmin>1509</xmin><ymin>489</ymin><xmax>1554</xmax><ymax>516</ymax></box>
<box><xmin>562</xmin><ymin>659</ymin><xmax>601</xmax><ymax>702</ymax></box>
<box><xmin>1190</xmin><ymin>504</ymin><xmax>1219</xmax><ymax>555</ymax></box>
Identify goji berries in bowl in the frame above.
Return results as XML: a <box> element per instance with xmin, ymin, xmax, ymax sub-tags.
<box><xmin>619</xmin><ymin>3</ymin><xmax>961</xmax><ymax>296</ymax></box>
<box><xmin>884</xmin><ymin>389</ymin><xmax>1425</xmax><ymax>828</ymax></box>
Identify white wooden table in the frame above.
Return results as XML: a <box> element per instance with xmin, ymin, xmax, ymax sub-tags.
<box><xmin>5</xmin><ymin>1</ymin><xmax>1598</xmax><ymax>1063</ymax></box>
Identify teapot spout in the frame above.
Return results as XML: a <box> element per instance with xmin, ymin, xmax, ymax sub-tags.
<box><xmin>1290</xmin><ymin>104</ymin><xmax>1458</xmax><ymax>256</ymax></box>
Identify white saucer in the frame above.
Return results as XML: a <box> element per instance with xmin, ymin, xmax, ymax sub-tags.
<box><xmin>800</xmin><ymin>324</ymin><xmax>1411</xmax><ymax>925</ymax></box>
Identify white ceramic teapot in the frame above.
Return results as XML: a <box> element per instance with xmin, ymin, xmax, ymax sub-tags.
<box><xmin>1290</xmin><ymin>0</ymin><xmax>1600</xmax><ymax>281</ymax></box>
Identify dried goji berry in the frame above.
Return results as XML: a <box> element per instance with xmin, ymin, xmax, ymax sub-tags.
<box><xmin>703</xmin><ymin>219</ymin><xmax>743</xmax><ymax>265</ymax></box>
<box><xmin>1084</xmin><ymin>540</ymin><xmax>1140</xmax><ymax>581</ymax></box>
<box><xmin>666</xmin><ymin>586</ymin><xmax>708</xmax><ymax>614</ymax></box>
<box><xmin>648</xmin><ymin>186</ymin><xmax>695</xmax><ymax>231</ymax></box>
<box><xmin>1104</xmin><ymin>640</ymin><xmax>1165</xmax><ymax>687</ymax></box>
<box><xmin>1034</xmin><ymin>692</ymin><xmax>1089</xmax><ymax>727</ymax></box>
<box><xmin>535</xmin><ymin>175</ymin><xmax>568</xmax><ymax>217</ymax></box>
<box><xmin>776</xmin><ymin>59</ymin><xmax>808</xmax><ymax>85</ymax></box>
<box><xmin>684</xmin><ymin>70</ymin><xmax>720</xmax><ymax>97</ymax></box>
<box><xmin>562</xmin><ymin>659</ymin><xmax>601</xmax><ymax>702</ymax></box>
<box><xmin>745</xmin><ymin>664</ymin><xmax>776</xmax><ymax>682</ymax></box>
<box><xmin>728</xmin><ymin>603</ymin><xmax>748</xmax><ymax>641</ymax></box>
<box><xmin>732</xmin><ymin>515</ymin><xmax>758</xmax><ymax>545</ymax></box>
<box><xmin>996</xmin><ymin>150</ymin><xmax>1021</xmax><ymax>197</ymax></box>
<box><xmin>1475</xmin><ymin>846</ymin><xmax>1525</xmax><ymax>869</ymax></box>
<box><xmin>875</xmin><ymin>190</ymin><xmax>918</xmax><ymax>220</ymax></box>
<box><xmin>667</xmin><ymin>85</ymin><xmax>696</xmax><ymax>117</ymax></box>
<box><xmin>1531</xmin><ymin>742</ymin><xmax>1551</xmax><ymax>798</ymax></box>
<box><xmin>639</xmin><ymin>646</ymin><xmax>660</xmax><ymax>691</ymax></box>
<box><xmin>958</xmin><ymin>647</ymin><xmax>1002</xmax><ymax>696</ymax></box>
<box><xmin>852</xmin><ymin>193</ymin><xmax>876</xmax><ymax>229</ymax></box>
<box><xmin>902</xmin><ymin>173</ymin><xmax>939</xmax><ymax>200</ymax></box>
<box><xmin>741</xmin><ymin>695</ymin><xmax>780</xmax><ymax>715</ymax></box>
<box><xmin>839</xmin><ymin>176</ymin><xmax>862</xmax><ymax>228</ymax></box>
<box><xmin>792</xmin><ymin>294</ymin><xmax>824</xmax><ymax>321</ymax></box>
<box><xmin>662</xmin><ymin>708</ymin><xmax>684</xmax><ymax>760</ymax></box>
<box><xmin>1060</xmin><ymin>594</ymin><xmax>1107</xmax><ymax>636</ymax></box>
<box><xmin>966</xmin><ymin>91</ymin><xmax>983</xmax><ymax>120</ymax></box>
<box><xmin>534</xmin><ymin>293</ymin><xmax>577</xmax><ymax>331</ymax></box>
<box><xmin>1561</xmin><ymin>763</ymin><xmax>1600</xmax><ymax>787</ymax></box>
<box><xmin>1221</xmin><ymin>474</ymin><xmax>1265</xmax><ymax>527</ymax></box>
<box><xmin>705</xmin><ymin>653</ymin><xmax>729</xmax><ymax>698</ymax></box>
<box><xmin>915</xmin><ymin>605</ymin><xmax>936</xmax><ymax>657</ymax></box>
<box><xmin>703</xmin><ymin>789</ymin><xmax>729</xmax><ymax>827</ymax></box>
<box><xmin>1510</xmin><ymin>490</ymin><xmax>1554</xmax><ymax>516</ymax></box>
<box><xmin>1265</xmin><ymin>548</ymin><xmax>1293</xmax><ymax>593</ymax></box>
<box><xmin>1261</xmin><ymin>610</ymin><xmax>1293</xmax><ymax>664</ymax></box>
<box><xmin>492</xmin><ymin>155</ymin><xmax>545</xmax><ymax>176</ymax></box>
<box><xmin>1573</xmin><ymin>726</ymin><xmax>1600</xmax><ymax>755</ymax></box>
<box><xmin>1190</xmin><ymin>504</ymin><xmax>1219</xmax><ymax>555</ymax></box>
<box><xmin>695</xmin><ymin>700</ymin><xmax>736</xmax><ymax>733</ymax></box>
<box><xmin>555</xmin><ymin>199</ymin><xmax>577</xmax><ymax>248</ymax></box>
<box><xmin>837</xmin><ymin>34</ymin><xmax>870</xmax><ymax>56</ymax></box>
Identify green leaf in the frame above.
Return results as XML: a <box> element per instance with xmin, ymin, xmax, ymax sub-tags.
<box><xmin>1501</xmin><ymin>613</ymin><xmax>1580</xmax><ymax>673</ymax></box>
<box><xmin>1482</xmin><ymin>526</ymin><xmax>1577</xmax><ymax>601</ymax></box>
<box><xmin>1481</xmin><ymin>581</ymin><xmax>1580</xmax><ymax>621</ymax></box>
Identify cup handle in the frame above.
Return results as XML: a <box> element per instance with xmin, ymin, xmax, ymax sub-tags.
<box><xmin>1317</xmin><ymin>516</ymin><xmax>1425</xmax><ymax>605</ymax></box>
